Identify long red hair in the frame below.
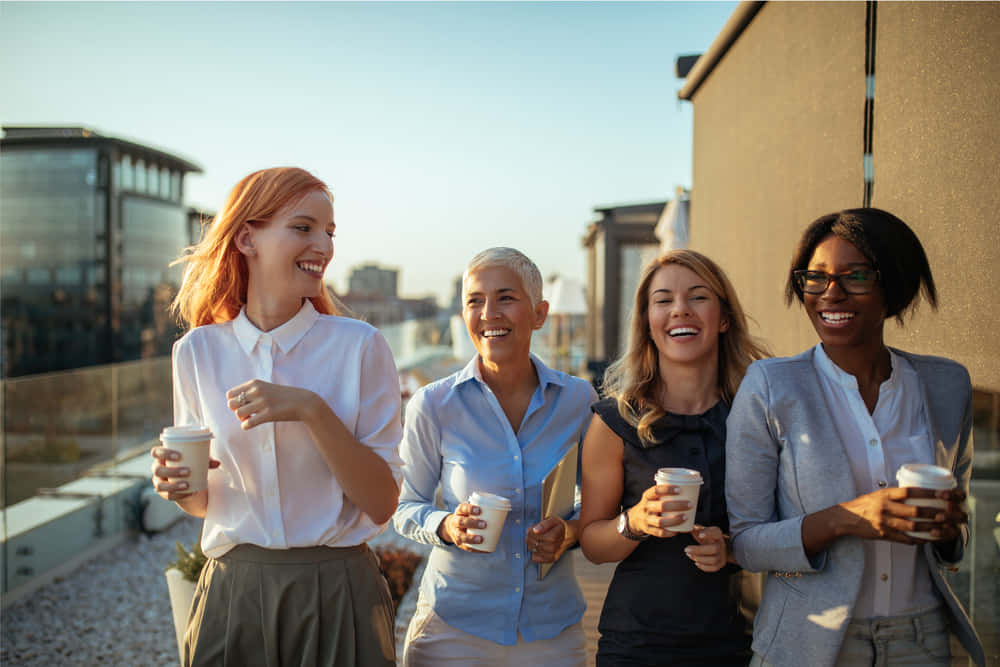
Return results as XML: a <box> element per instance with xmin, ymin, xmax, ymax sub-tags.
<box><xmin>171</xmin><ymin>167</ymin><xmax>342</xmax><ymax>328</ymax></box>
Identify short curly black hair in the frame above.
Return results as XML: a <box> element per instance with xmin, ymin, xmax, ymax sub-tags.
<box><xmin>785</xmin><ymin>208</ymin><xmax>937</xmax><ymax>323</ymax></box>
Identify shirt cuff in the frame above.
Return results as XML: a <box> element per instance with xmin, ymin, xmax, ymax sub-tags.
<box><xmin>424</xmin><ymin>510</ymin><xmax>452</xmax><ymax>547</ymax></box>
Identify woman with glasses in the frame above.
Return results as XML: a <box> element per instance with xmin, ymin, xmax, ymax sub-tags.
<box><xmin>725</xmin><ymin>208</ymin><xmax>984</xmax><ymax>666</ymax></box>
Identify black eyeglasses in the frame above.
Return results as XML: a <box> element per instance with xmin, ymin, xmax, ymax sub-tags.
<box><xmin>792</xmin><ymin>269</ymin><xmax>880</xmax><ymax>295</ymax></box>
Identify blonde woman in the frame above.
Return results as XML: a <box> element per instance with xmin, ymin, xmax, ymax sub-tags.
<box><xmin>150</xmin><ymin>167</ymin><xmax>401</xmax><ymax>666</ymax></box>
<box><xmin>579</xmin><ymin>249</ymin><xmax>768</xmax><ymax>666</ymax></box>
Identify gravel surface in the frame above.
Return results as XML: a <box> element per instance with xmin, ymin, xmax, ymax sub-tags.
<box><xmin>2</xmin><ymin>516</ymin><xmax>429</xmax><ymax>667</ymax></box>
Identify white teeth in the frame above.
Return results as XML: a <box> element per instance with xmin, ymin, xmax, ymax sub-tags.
<box><xmin>482</xmin><ymin>329</ymin><xmax>510</xmax><ymax>338</ymax></box>
<box><xmin>820</xmin><ymin>312</ymin><xmax>854</xmax><ymax>323</ymax></box>
<box><xmin>298</xmin><ymin>262</ymin><xmax>323</xmax><ymax>273</ymax></box>
<box><xmin>668</xmin><ymin>327</ymin><xmax>699</xmax><ymax>337</ymax></box>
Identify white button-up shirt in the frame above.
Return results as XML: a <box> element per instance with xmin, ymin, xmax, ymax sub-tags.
<box><xmin>172</xmin><ymin>301</ymin><xmax>403</xmax><ymax>558</ymax></box>
<box><xmin>813</xmin><ymin>344</ymin><xmax>940</xmax><ymax>618</ymax></box>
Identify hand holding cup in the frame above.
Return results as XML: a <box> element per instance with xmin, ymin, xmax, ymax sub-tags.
<box><xmin>438</xmin><ymin>502</ymin><xmax>488</xmax><ymax>552</ymax></box>
<box><xmin>628</xmin><ymin>483</ymin><xmax>694</xmax><ymax>539</ymax></box>
<box><xmin>150</xmin><ymin>426</ymin><xmax>216</xmax><ymax>500</ymax></box>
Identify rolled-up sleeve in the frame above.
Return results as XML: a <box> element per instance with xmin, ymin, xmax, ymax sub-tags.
<box><xmin>726</xmin><ymin>362</ymin><xmax>825</xmax><ymax>574</ymax></box>
<box><xmin>393</xmin><ymin>388</ymin><xmax>450</xmax><ymax>546</ymax></box>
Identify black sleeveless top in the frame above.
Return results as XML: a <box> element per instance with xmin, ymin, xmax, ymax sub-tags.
<box><xmin>592</xmin><ymin>398</ymin><xmax>750</xmax><ymax>667</ymax></box>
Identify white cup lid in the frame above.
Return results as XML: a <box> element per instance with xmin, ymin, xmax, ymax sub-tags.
<box><xmin>654</xmin><ymin>467</ymin><xmax>703</xmax><ymax>485</ymax></box>
<box><xmin>896</xmin><ymin>463</ymin><xmax>955</xmax><ymax>490</ymax></box>
<box><xmin>468</xmin><ymin>491</ymin><xmax>512</xmax><ymax>511</ymax></box>
<box><xmin>160</xmin><ymin>425</ymin><xmax>213</xmax><ymax>443</ymax></box>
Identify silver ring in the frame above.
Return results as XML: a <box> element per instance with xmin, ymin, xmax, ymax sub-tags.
<box><xmin>238</xmin><ymin>391</ymin><xmax>247</xmax><ymax>406</ymax></box>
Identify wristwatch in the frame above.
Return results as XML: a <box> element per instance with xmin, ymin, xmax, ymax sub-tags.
<box><xmin>617</xmin><ymin>511</ymin><xmax>648</xmax><ymax>541</ymax></box>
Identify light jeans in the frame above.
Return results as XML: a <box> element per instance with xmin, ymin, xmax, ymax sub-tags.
<box><xmin>749</xmin><ymin>606</ymin><xmax>951</xmax><ymax>667</ymax></box>
<box><xmin>401</xmin><ymin>596</ymin><xmax>587</xmax><ymax>667</ymax></box>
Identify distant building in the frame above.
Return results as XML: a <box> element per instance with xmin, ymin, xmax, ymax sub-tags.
<box><xmin>1</xmin><ymin>126</ymin><xmax>202</xmax><ymax>377</ymax></box>
<box><xmin>348</xmin><ymin>263</ymin><xmax>398</xmax><ymax>299</ymax></box>
<box><xmin>581</xmin><ymin>201</ymin><xmax>666</xmax><ymax>375</ymax></box>
<box><xmin>339</xmin><ymin>292</ymin><xmax>437</xmax><ymax>328</ymax></box>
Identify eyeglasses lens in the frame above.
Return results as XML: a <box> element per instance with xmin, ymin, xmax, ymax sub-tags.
<box><xmin>796</xmin><ymin>270</ymin><xmax>876</xmax><ymax>295</ymax></box>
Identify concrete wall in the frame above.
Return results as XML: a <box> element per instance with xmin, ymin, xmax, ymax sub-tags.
<box><xmin>687</xmin><ymin>1</ymin><xmax>1000</xmax><ymax>392</ymax></box>
<box><xmin>872</xmin><ymin>1</ymin><xmax>1000</xmax><ymax>387</ymax></box>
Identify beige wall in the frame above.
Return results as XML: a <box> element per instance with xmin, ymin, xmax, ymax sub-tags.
<box><xmin>687</xmin><ymin>1</ymin><xmax>1000</xmax><ymax>391</ymax></box>
<box><xmin>873</xmin><ymin>2</ymin><xmax>1000</xmax><ymax>389</ymax></box>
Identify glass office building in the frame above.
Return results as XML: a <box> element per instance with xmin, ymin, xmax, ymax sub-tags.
<box><xmin>1</xmin><ymin>127</ymin><xmax>202</xmax><ymax>512</ymax></box>
<box><xmin>1</xmin><ymin>127</ymin><xmax>201</xmax><ymax>377</ymax></box>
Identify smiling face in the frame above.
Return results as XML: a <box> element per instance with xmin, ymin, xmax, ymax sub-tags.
<box><xmin>646</xmin><ymin>263</ymin><xmax>729</xmax><ymax>370</ymax></box>
<box><xmin>240</xmin><ymin>189</ymin><xmax>335</xmax><ymax>306</ymax></box>
<box><xmin>462</xmin><ymin>265</ymin><xmax>548</xmax><ymax>370</ymax></box>
<box><xmin>803</xmin><ymin>234</ymin><xmax>887</xmax><ymax>349</ymax></box>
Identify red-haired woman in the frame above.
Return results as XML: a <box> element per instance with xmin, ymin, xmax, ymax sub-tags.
<box><xmin>150</xmin><ymin>167</ymin><xmax>402</xmax><ymax>666</ymax></box>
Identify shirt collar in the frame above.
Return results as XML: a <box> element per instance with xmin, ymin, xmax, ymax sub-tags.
<box><xmin>450</xmin><ymin>353</ymin><xmax>566</xmax><ymax>395</ymax></box>
<box><xmin>812</xmin><ymin>342</ymin><xmax>900</xmax><ymax>392</ymax></box>
<box><xmin>232</xmin><ymin>300</ymin><xmax>320</xmax><ymax>356</ymax></box>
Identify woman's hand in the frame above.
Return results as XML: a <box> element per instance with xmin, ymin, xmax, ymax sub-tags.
<box><xmin>226</xmin><ymin>380</ymin><xmax>317</xmax><ymax>430</ymax></box>
<box><xmin>684</xmin><ymin>525</ymin><xmax>729</xmax><ymax>572</ymax></box>
<box><xmin>803</xmin><ymin>486</ymin><xmax>968</xmax><ymax>554</ymax></box>
<box><xmin>627</xmin><ymin>483</ymin><xmax>694</xmax><ymax>538</ymax></box>
<box><xmin>149</xmin><ymin>446</ymin><xmax>221</xmax><ymax>500</ymax></box>
<box><xmin>438</xmin><ymin>503</ymin><xmax>487</xmax><ymax>552</ymax></box>
<box><xmin>840</xmin><ymin>486</ymin><xmax>967</xmax><ymax>543</ymax></box>
<box><xmin>527</xmin><ymin>516</ymin><xmax>577</xmax><ymax>564</ymax></box>
<box><xmin>149</xmin><ymin>446</ymin><xmax>220</xmax><ymax>518</ymax></box>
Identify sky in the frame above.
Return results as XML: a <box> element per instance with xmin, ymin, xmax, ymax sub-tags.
<box><xmin>0</xmin><ymin>1</ymin><xmax>738</xmax><ymax>304</ymax></box>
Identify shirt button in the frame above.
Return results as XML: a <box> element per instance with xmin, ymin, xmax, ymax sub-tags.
<box><xmin>869</xmin><ymin>439</ymin><xmax>878</xmax><ymax>446</ymax></box>
<box><xmin>515</xmin><ymin>519</ymin><xmax>521</xmax><ymax>524</ymax></box>
<box><xmin>514</xmin><ymin>489</ymin><xmax>520</xmax><ymax>495</ymax></box>
<box><xmin>515</xmin><ymin>587</ymin><xmax>520</xmax><ymax>593</ymax></box>
<box><xmin>514</xmin><ymin>455</ymin><xmax>519</xmax><ymax>461</ymax></box>
<box><xmin>880</xmin><ymin>573</ymin><xmax>888</xmax><ymax>582</ymax></box>
<box><xmin>878</xmin><ymin>480</ymin><xmax>887</xmax><ymax>488</ymax></box>
<box><xmin>515</xmin><ymin>553</ymin><xmax>521</xmax><ymax>559</ymax></box>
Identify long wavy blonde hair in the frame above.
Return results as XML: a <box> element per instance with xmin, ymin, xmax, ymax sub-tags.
<box><xmin>171</xmin><ymin>167</ymin><xmax>343</xmax><ymax>328</ymax></box>
<box><xmin>602</xmin><ymin>249</ymin><xmax>769</xmax><ymax>445</ymax></box>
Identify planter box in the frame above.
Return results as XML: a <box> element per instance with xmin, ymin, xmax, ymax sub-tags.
<box><xmin>164</xmin><ymin>568</ymin><xmax>196</xmax><ymax>665</ymax></box>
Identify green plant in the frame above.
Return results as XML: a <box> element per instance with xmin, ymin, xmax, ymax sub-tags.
<box><xmin>374</xmin><ymin>545</ymin><xmax>423</xmax><ymax>612</ymax></box>
<box><xmin>166</xmin><ymin>540</ymin><xmax>207</xmax><ymax>583</ymax></box>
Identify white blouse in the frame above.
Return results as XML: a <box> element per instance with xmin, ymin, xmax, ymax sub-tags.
<box><xmin>171</xmin><ymin>300</ymin><xmax>403</xmax><ymax>558</ymax></box>
<box><xmin>813</xmin><ymin>344</ymin><xmax>940</xmax><ymax>618</ymax></box>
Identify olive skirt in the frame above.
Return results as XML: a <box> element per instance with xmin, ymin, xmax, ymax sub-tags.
<box><xmin>183</xmin><ymin>543</ymin><xmax>396</xmax><ymax>667</ymax></box>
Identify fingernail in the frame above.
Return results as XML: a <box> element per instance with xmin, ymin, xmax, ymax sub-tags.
<box><xmin>684</xmin><ymin>547</ymin><xmax>693</xmax><ymax>555</ymax></box>
<box><xmin>473</xmin><ymin>535</ymin><xmax>482</xmax><ymax>543</ymax></box>
<box><xmin>471</xmin><ymin>507</ymin><xmax>480</xmax><ymax>514</ymax></box>
<box><xmin>169</xmin><ymin>452</ymin><xmax>180</xmax><ymax>461</ymax></box>
<box><xmin>178</xmin><ymin>482</ymin><xmax>188</xmax><ymax>490</ymax></box>
<box><xmin>478</xmin><ymin>520</ymin><xmax>486</xmax><ymax>528</ymax></box>
<box><xmin>178</xmin><ymin>467</ymin><xmax>189</xmax><ymax>475</ymax></box>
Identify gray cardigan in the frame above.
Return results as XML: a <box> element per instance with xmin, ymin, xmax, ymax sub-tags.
<box><xmin>725</xmin><ymin>346</ymin><xmax>984</xmax><ymax>666</ymax></box>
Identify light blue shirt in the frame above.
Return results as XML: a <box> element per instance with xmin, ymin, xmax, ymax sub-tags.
<box><xmin>393</xmin><ymin>354</ymin><xmax>597</xmax><ymax>645</ymax></box>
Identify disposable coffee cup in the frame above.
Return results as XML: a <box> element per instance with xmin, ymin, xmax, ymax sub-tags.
<box><xmin>654</xmin><ymin>468</ymin><xmax>703</xmax><ymax>533</ymax></box>
<box><xmin>896</xmin><ymin>463</ymin><xmax>956</xmax><ymax>539</ymax></box>
<box><xmin>160</xmin><ymin>425</ymin><xmax>213</xmax><ymax>493</ymax></box>
<box><xmin>465</xmin><ymin>491</ymin><xmax>512</xmax><ymax>553</ymax></box>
